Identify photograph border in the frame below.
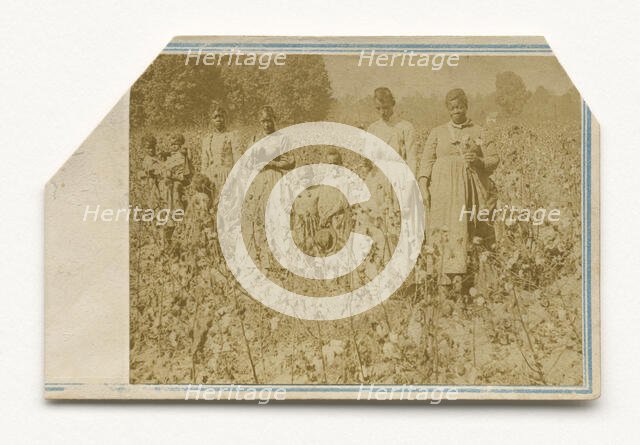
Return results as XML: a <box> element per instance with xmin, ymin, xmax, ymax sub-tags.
<box><xmin>44</xmin><ymin>37</ymin><xmax>600</xmax><ymax>400</ymax></box>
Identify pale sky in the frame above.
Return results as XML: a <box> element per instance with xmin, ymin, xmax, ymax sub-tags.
<box><xmin>324</xmin><ymin>55</ymin><xmax>574</xmax><ymax>100</ymax></box>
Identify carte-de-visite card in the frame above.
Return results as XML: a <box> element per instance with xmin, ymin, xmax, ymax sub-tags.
<box><xmin>45</xmin><ymin>36</ymin><xmax>600</xmax><ymax>401</ymax></box>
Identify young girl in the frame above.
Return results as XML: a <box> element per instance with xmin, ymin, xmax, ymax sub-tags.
<box><xmin>162</xmin><ymin>133</ymin><xmax>192</xmax><ymax>212</ymax></box>
<box><xmin>138</xmin><ymin>134</ymin><xmax>162</xmax><ymax>208</ymax></box>
<box><xmin>183</xmin><ymin>173</ymin><xmax>214</xmax><ymax>250</ymax></box>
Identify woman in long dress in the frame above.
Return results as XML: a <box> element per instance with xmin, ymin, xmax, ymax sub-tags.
<box><xmin>247</xmin><ymin>106</ymin><xmax>296</xmax><ymax>269</ymax></box>
<box><xmin>200</xmin><ymin>102</ymin><xmax>241</xmax><ymax>200</ymax></box>
<box><xmin>366</xmin><ymin>87</ymin><xmax>421</xmax><ymax>263</ymax></box>
<box><xmin>418</xmin><ymin>88</ymin><xmax>499</xmax><ymax>282</ymax></box>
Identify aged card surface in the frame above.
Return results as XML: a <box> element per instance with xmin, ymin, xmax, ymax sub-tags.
<box><xmin>45</xmin><ymin>36</ymin><xmax>600</xmax><ymax>400</ymax></box>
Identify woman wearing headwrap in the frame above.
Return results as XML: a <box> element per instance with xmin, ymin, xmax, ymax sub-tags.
<box><xmin>418</xmin><ymin>88</ymin><xmax>499</xmax><ymax>282</ymax></box>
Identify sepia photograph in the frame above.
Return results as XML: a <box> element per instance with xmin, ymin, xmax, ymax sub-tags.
<box><xmin>127</xmin><ymin>45</ymin><xmax>592</xmax><ymax>393</ymax></box>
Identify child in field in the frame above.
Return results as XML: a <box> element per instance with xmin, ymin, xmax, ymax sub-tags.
<box><xmin>138</xmin><ymin>134</ymin><xmax>162</xmax><ymax>208</ymax></box>
<box><xmin>162</xmin><ymin>133</ymin><xmax>192</xmax><ymax>211</ymax></box>
<box><xmin>158</xmin><ymin>134</ymin><xmax>192</xmax><ymax>250</ymax></box>
<box><xmin>201</xmin><ymin>219</ymin><xmax>221</xmax><ymax>258</ymax></box>
<box><xmin>183</xmin><ymin>173</ymin><xmax>214</xmax><ymax>250</ymax></box>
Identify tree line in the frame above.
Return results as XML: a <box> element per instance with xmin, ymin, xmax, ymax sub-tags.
<box><xmin>131</xmin><ymin>56</ymin><xmax>580</xmax><ymax>132</ymax></box>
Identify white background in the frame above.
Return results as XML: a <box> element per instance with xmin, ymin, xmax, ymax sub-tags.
<box><xmin>0</xmin><ymin>0</ymin><xmax>637</xmax><ymax>443</ymax></box>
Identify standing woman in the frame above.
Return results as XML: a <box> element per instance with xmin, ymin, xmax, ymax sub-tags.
<box><xmin>418</xmin><ymin>88</ymin><xmax>499</xmax><ymax>285</ymax></box>
<box><xmin>367</xmin><ymin>87</ymin><xmax>421</xmax><ymax>259</ymax></box>
<box><xmin>248</xmin><ymin>105</ymin><xmax>296</xmax><ymax>269</ymax></box>
<box><xmin>200</xmin><ymin>102</ymin><xmax>241</xmax><ymax>199</ymax></box>
<box><xmin>250</xmin><ymin>105</ymin><xmax>296</xmax><ymax>202</ymax></box>
<box><xmin>367</xmin><ymin>87</ymin><xmax>417</xmax><ymax>173</ymax></box>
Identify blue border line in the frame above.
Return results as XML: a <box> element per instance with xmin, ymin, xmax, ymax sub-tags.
<box><xmin>162</xmin><ymin>42</ymin><xmax>553</xmax><ymax>54</ymax></box>
<box><xmin>44</xmin><ymin>384</ymin><xmax>592</xmax><ymax>394</ymax></box>
<box><xmin>581</xmin><ymin>104</ymin><xmax>586</xmax><ymax>384</ymax></box>
<box><xmin>586</xmin><ymin>105</ymin><xmax>593</xmax><ymax>388</ymax></box>
<box><xmin>164</xmin><ymin>48</ymin><xmax>550</xmax><ymax>54</ymax></box>
<box><xmin>165</xmin><ymin>42</ymin><xmax>551</xmax><ymax>49</ymax></box>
